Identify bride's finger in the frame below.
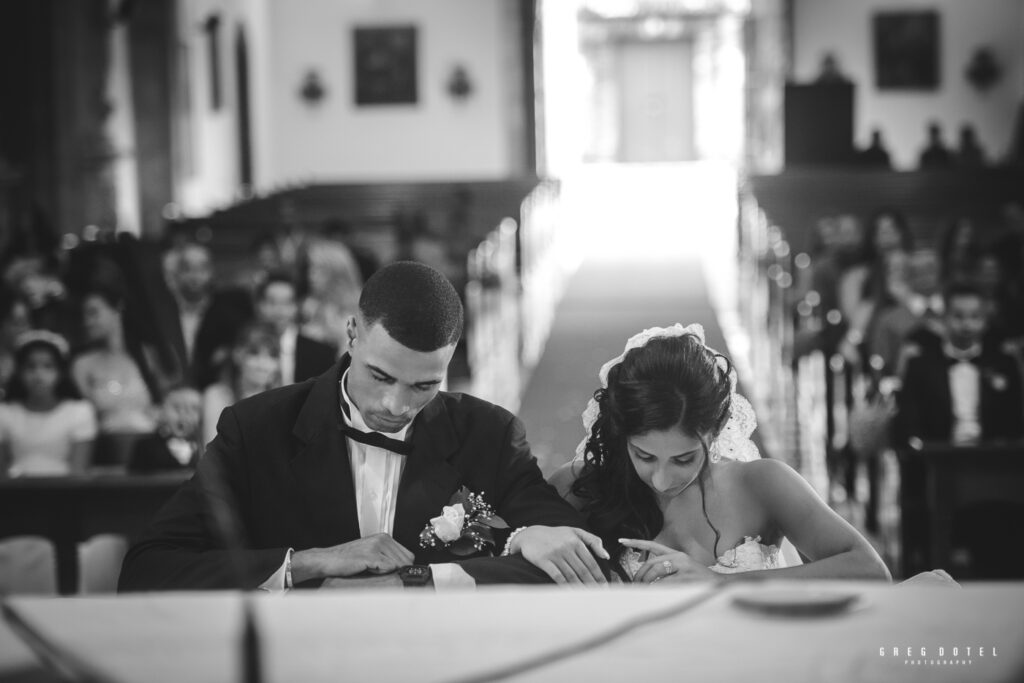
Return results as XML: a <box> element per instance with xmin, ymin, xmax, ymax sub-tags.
<box><xmin>619</xmin><ymin>538</ymin><xmax>676</xmax><ymax>556</ymax></box>
<box><xmin>635</xmin><ymin>557</ymin><xmax>677</xmax><ymax>584</ymax></box>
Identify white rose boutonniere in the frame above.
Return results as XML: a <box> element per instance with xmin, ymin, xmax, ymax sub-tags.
<box><xmin>419</xmin><ymin>486</ymin><xmax>509</xmax><ymax>556</ymax></box>
<box><xmin>988</xmin><ymin>373</ymin><xmax>1009</xmax><ymax>392</ymax></box>
<box><xmin>430</xmin><ymin>504</ymin><xmax>466</xmax><ymax>543</ymax></box>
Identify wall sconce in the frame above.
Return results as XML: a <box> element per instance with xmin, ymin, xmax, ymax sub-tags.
<box><xmin>300</xmin><ymin>69</ymin><xmax>327</xmax><ymax>105</ymax></box>
<box><xmin>965</xmin><ymin>47</ymin><xmax>1001</xmax><ymax>92</ymax></box>
<box><xmin>446</xmin><ymin>65</ymin><xmax>473</xmax><ymax>101</ymax></box>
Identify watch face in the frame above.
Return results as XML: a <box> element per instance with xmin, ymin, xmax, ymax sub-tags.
<box><xmin>399</xmin><ymin>565</ymin><xmax>431</xmax><ymax>585</ymax></box>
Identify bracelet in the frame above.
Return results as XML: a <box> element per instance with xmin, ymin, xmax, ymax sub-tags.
<box><xmin>284</xmin><ymin>548</ymin><xmax>294</xmax><ymax>590</ymax></box>
<box><xmin>501</xmin><ymin>527</ymin><xmax>528</xmax><ymax>556</ymax></box>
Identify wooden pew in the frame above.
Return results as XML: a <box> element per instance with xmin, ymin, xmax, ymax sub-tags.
<box><xmin>0</xmin><ymin>473</ymin><xmax>189</xmax><ymax>594</ymax></box>
<box><xmin>893</xmin><ymin>442</ymin><xmax>1024</xmax><ymax>580</ymax></box>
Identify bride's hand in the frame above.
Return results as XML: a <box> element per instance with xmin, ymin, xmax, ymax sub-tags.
<box><xmin>620</xmin><ymin>539</ymin><xmax>716</xmax><ymax>583</ymax></box>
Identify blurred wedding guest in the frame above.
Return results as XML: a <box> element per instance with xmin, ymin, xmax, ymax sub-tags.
<box><xmin>301</xmin><ymin>238</ymin><xmax>363</xmax><ymax>348</ymax></box>
<box><xmin>869</xmin><ymin>248</ymin><xmax>944</xmax><ymax>374</ymax></box>
<box><xmin>321</xmin><ymin>219</ymin><xmax>379</xmax><ymax>283</ymax></box>
<box><xmin>918</xmin><ymin>121</ymin><xmax>954</xmax><ymax>169</ymax></box>
<box><xmin>956</xmin><ymin>124</ymin><xmax>987</xmax><ymax>168</ymax></box>
<box><xmin>2</xmin><ymin>257</ymin><xmax>71</xmax><ymax>337</ymax></box>
<box><xmin>71</xmin><ymin>284</ymin><xmax>158</xmax><ymax>464</ymax></box>
<box><xmin>0</xmin><ymin>331</ymin><xmax>96</xmax><ymax>476</ymax></box>
<box><xmin>255</xmin><ymin>272</ymin><xmax>336</xmax><ymax>385</ymax></box>
<box><xmin>162</xmin><ymin>241</ymin><xmax>253</xmax><ymax>388</ymax></box>
<box><xmin>939</xmin><ymin>216</ymin><xmax>981</xmax><ymax>286</ymax></box>
<box><xmin>896</xmin><ymin>284</ymin><xmax>1023</xmax><ymax>446</ymax></box>
<box><xmin>0</xmin><ymin>290</ymin><xmax>32</xmax><ymax>396</ymax></box>
<box><xmin>201</xmin><ymin>323</ymin><xmax>280</xmax><ymax>447</ymax></box>
<box><xmin>129</xmin><ymin>387</ymin><xmax>202</xmax><ymax>473</ymax></box>
<box><xmin>858</xmin><ymin>128</ymin><xmax>892</xmax><ymax>169</ymax></box>
<box><xmin>975</xmin><ymin>248</ymin><xmax>1023</xmax><ymax>343</ymax></box>
<box><xmin>837</xmin><ymin>209</ymin><xmax>913</xmax><ymax>362</ymax></box>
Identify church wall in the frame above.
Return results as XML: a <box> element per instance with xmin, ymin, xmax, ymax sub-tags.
<box><xmin>792</xmin><ymin>0</ymin><xmax>1024</xmax><ymax>169</ymax></box>
<box><xmin>262</xmin><ymin>0</ymin><xmax>518</xmax><ymax>184</ymax></box>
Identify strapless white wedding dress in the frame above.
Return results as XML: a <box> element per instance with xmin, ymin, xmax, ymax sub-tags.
<box><xmin>620</xmin><ymin>535</ymin><xmax>784</xmax><ymax>580</ymax></box>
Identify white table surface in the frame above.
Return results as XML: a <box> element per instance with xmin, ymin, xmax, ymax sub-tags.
<box><xmin>3</xmin><ymin>581</ymin><xmax>1023</xmax><ymax>683</ymax></box>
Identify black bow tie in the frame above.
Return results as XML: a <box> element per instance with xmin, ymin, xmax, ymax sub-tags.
<box><xmin>339</xmin><ymin>424</ymin><xmax>414</xmax><ymax>456</ymax></box>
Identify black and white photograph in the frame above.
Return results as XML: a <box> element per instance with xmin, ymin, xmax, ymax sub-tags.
<box><xmin>1</xmin><ymin>0</ymin><xmax>1023</xmax><ymax>681</ymax></box>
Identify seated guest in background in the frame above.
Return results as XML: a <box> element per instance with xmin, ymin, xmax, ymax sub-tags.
<box><xmin>162</xmin><ymin>241</ymin><xmax>253</xmax><ymax>389</ymax></box>
<box><xmin>0</xmin><ymin>331</ymin><xmax>96</xmax><ymax>476</ymax></box>
<box><xmin>975</xmin><ymin>247</ymin><xmax>1023</xmax><ymax>345</ymax></box>
<box><xmin>869</xmin><ymin>248</ymin><xmax>944</xmax><ymax>375</ymax></box>
<box><xmin>837</xmin><ymin>209</ymin><xmax>913</xmax><ymax>364</ymax></box>
<box><xmin>201</xmin><ymin>323</ymin><xmax>281</xmax><ymax>448</ymax></box>
<box><xmin>939</xmin><ymin>216</ymin><xmax>981</xmax><ymax>286</ymax></box>
<box><xmin>321</xmin><ymin>218</ymin><xmax>379</xmax><ymax>283</ymax></box>
<box><xmin>918</xmin><ymin>121</ymin><xmax>954</xmax><ymax>169</ymax></box>
<box><xmin>896</xmin><ymin>284</ymin><xmax>1024</xmax><ymax>446</ymax></box>
<box><xmin>858</xmin><ymin>128</ymin><xmax>892</xmax><ymax>169</ymax></box>
<box><xmin>301</xmin><ymin>238</ymin><xmax>363</xmax><ymax>348</ymax></box>
<box><xmin>956</xmin><ymin>124</ymin><xmax>987</xmax><ymax>168</ymax></box>
<box><xmin>2</xmin><ymin>257</ymin><xmax>71</xmax><ymax>338</ymax></box>
<box><xmin>0</xmin><ymin>290</ymin><xmax>32</xmax><ymax>398</ymax></box>
<box><xmin>119</xmin><ymin>262</ymin><xmax>606</xmax><ymax>592</ymax></box>
<box><xmin>550</xmin><ymin>324</ymin><xmax>890</xmax><ymax>583</ymax></box>
<box><xmin>130</xmin><ymin>386</ymin><xmax>203</xmax><ymax>473</ymax></box>
<box><xmin>71</xmin><ymin>284</ymin><xmax>157</xmax><ymax>464</ymax></box>
<box><xmin>255</xmin><ymin>272</ymin><xmax>337</xmax><ymax>385</ymax></box>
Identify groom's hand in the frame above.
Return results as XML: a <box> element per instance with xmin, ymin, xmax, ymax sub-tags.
<box><xmin>512</xmin><ymin>526</ymin><xmax>610</xmax><ymax>585</ymax></box>
<box><xmin>290</xmin><ymin>533</ymin><xmax>415</xmax><ymax>582</ymax></box>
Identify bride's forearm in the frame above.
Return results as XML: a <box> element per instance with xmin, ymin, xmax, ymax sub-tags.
<box><xmin>719</xmin><ymin>548</ymin><xmax>892</xmax><ymax>582</ymax></box>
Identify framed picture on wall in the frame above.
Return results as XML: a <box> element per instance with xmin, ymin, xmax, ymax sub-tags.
<box><xmin>873</xmin><ymin>11</ymin><xmax>940</xmax><ymax>90</ymax></box>
<box><xmin>353</xmin><ymin>25</ymin><xmax>418</xmax><ymax>105</ymax></box>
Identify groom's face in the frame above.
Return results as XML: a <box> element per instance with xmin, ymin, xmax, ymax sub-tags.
<box><xmin>345</xmin><ymin>315</ymin><xmax>455</xmax><ymax>433</ymax></box>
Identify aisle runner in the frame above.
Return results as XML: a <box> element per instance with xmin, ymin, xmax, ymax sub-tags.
<box><xmin>517</xmin><ymin>257</ymin><xmax>742</xmax><ymax>474</ymax></box>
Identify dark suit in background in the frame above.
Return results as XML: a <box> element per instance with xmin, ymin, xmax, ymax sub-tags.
<box><xmin>118</xmin><ymin>357</ymin><xmax>588</xmax><ymax>590</ymax></box>
<box><xmin>895</xmin><ymin>340</ymin><xmax>1024</xmax><ymax>444</ymax></box>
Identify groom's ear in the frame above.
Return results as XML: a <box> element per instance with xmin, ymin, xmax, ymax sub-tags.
<box><xmin>346</xmin><ymin>315</ymin><xmax>358</xmax><ymax>349</ymax></box>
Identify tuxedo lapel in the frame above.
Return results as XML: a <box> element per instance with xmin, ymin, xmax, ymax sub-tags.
<box><xmin>288</xmin><ymin>359</ymin><xmax>361</xmax><ymax>547</ymax></box>
<box><xmin>391</xmin><ymin>396</ymin><xmax>462</xmax><ymax>551</ymax></box>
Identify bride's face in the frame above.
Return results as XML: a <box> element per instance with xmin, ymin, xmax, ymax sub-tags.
<box><xmin>627</xmin><ymin>427</ymin><xmax>706</xmax><ymax>498</ymax></box>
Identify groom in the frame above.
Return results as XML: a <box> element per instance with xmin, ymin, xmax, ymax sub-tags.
<box><xmin>119</xmin><ymin>261</ymin><xmax>608</xmax><ymax>591</ymax></box>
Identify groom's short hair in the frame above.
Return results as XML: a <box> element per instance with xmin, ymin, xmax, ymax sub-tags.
<box><xmin>358</xmin><ymin>261</ymin><xmax>464</xmax><ymax>351</ymax></box>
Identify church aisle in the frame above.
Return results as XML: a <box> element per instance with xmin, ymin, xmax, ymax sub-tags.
<box><xmin>515</xmin><ymin>163</ymin><xmax>743</xmax><ymax>473</ymax></box>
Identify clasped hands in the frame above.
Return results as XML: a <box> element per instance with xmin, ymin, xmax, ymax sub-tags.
<box><xmin>295</xmin><ymin>526</ymin><xmax>612</xmax><ymax>587</ymax></box>
<box><xmin>619</xmin><ymin>539</ymin><xmax>717</xmax><ymax>584</ymax></box>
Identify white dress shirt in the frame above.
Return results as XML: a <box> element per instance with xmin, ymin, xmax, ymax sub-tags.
<box><xmin>339</xmin><ymin>370</ymin><xmax>407</xmax><ymax>538</ymax></box>
<box><xmin>279</xmin><ymin>326</ymin><xmax>298</xmax><ymax>386</ymax></box>
<box><xmin>945</xmin><ymin>342</ymin><xmax>982</xmax><ymax>444</ymax></box>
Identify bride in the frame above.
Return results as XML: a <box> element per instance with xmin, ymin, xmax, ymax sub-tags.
<box><xmin>549</xmin><ymin>324</ymin><xmax>891</xmax><ymax>583</ymax></box>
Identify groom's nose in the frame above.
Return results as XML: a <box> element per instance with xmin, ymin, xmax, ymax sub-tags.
<box><xmin>382</xmin><ymin>386</ymin><xmax>412</xmax><ymax>416</ymax></box>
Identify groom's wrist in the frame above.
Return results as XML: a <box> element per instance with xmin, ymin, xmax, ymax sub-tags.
<box><xmin>289</xmin><ymin>549</ymin><xmax>324</xmax><ymax>584</ymax></box>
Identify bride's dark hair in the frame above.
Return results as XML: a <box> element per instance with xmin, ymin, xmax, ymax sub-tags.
<box><xmin>571</xmin><ymin>333</ymin><xmax>734</xmax><ymax>562</ymax></box>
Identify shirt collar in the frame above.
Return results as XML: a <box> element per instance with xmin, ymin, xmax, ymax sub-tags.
<box><xmin>943</xmin><ymin>340</ymin><xmax>982</xmax><ymax>363</ymax></box>
<box><xmin>339</xmin><ymin>368</ymin><xmax>410</xmax><ymax>441</ymax></box>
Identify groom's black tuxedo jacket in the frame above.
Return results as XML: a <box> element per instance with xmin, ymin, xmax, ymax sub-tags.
<box><xmin>118</xmin><ymin>356</ymin><xmax>587</xmax><ymax>590</ymax></box>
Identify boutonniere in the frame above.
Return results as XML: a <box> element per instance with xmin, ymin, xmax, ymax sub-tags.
<box><xmin>987</xmin><ymin>372</ymin><xmax>1009</xmax><ymax>392</ymax></box>
<box><xmin>419</xmin><ymin>486</ymin><xmax>509</xmax><ymax>556</ymax></box>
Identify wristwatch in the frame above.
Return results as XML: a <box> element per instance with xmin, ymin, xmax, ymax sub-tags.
<box><xmin>397</xmin><ymin>565</ymin><xmax>432</xmax><ymax>588</ymax></box>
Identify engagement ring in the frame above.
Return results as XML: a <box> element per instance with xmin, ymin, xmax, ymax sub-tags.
<box><xmin>662</xmin><ymin>560</ymin><xmax>675</xmax><ymax>574</ymax></box>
